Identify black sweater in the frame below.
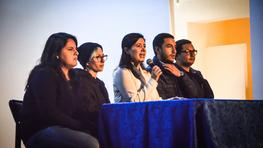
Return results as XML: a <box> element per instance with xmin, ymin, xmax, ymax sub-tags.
<box><xmin>147</xmin><ymin>56</ymin><xmax>182</xmax><ymax>99</ymax></box>
<box><xmin>21</xmin><ymin>66</ymin><xmax>84</xmax><ymax>143</ymax></box>
<box><xmin>147</xmin><ymin>56</ymin><xmax>210</xmax><ymax>99</ymax></box>
<box><xmin>175</xmin><ymin>63</ymin><xmax>214</xmax><ymax>98</ymax></box>
<box><xmin>72</xmin><ymin>68</ymin><xmax>110</xmax><ymax>138</ymax></box>
<box><xmin>21</xmin><ymin>66</ymin><xmax>111</xmax><ymax>143</ymax></box>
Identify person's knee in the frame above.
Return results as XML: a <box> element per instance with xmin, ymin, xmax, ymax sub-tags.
<box><xmin>85</xmin><ymin>135</ymin><xmax>99</xmax><ymax>148</ymax></box>
<box><xmin>26</xmin><ymin>126</ymin><xmax>100</xmax><ymax>148</ymax></box>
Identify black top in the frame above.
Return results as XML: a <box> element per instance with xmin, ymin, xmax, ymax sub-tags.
<box><xmin>147</xmin><ymin>56</ymin><xmax>182</xmax><ymax>99</ymax></box>
<box><xmin>72</xmin><ymin>68</ymin><xmax>110</xmax><ymax>138</ymax></box>
<box><xmin>21</xmin><ymin>66</ymin><xmax>84</xmax><ymax>143</ymax></box>
<box><xmin>175</xmin><ymin>63</ymin><xmax>214</xmax><ymax>98</ymax></box>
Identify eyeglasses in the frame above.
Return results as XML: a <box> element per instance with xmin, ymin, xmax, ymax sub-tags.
<box><xmin>181</xmin><ymin>50</ymin><xmax>197</xmax><ymax>56</ymax></box>
<box><xmin>92</xmin><ymin>55</ymin><xmax>108</xmax><ymax>62</ymax></box>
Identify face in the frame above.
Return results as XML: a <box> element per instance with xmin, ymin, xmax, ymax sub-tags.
<box><xmin>87</xmin><ymin>47</ymin><xmax>106</xmax><ymax>72</ymax></box>
<box><xmin>157</xmin><ymin>38</ymin><xmax>176</xmax><ymax>63</ymax></box>
<box><xmin>59</xmin><ymin>38</ymin><xmax>78</xmax><ymax>69</ymax></box>
<box><xmin>127</xmin><ymin>38</ymin><xmax>146</xmax><ymax>64</ymax></box>
<box><xmin>176</xmin><ymin>43</ymin><xmax>196</xmax><ymax>67</ymax></box>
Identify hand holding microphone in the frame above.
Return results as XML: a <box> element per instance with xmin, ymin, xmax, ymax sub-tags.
<box><xmin>146</xmin><ymin>59</ymin><xmax>155</xmax><ymax>68</ymax></box>
<box><xmin>147</xmin><ymin>59</ymin><xmax>162</xmax><ymax>81</ymax></box>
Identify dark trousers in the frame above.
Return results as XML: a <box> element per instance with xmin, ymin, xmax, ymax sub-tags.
<box><xmin>27</xmin><ymin>126</ymin><xmax>99</xmax><ymax>148</ymax></box>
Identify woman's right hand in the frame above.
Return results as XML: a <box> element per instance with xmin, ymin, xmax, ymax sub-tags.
<box><xmin>151</xmin><ymin>65</ymin><xmax>162</xmax><ymax>81</ymax></box>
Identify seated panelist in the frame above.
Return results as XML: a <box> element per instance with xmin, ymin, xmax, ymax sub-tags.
<box><xmin>175</xmin><ymin>39</ymin><xmax>214</xmax><ymax>98</ymax></box>
<box><xmin>113</xmin><ymin>33</ymin><xmax>162</xmax><ymax>102</ymax></box>
<box><xmin>73</xmin><ymin>42</ymin><xmax>110</xmax><ymax>139</ymax></box>
<box><xmin>21</xmin><ymin>32</ymin><xmax>99</xmax><ymax>148</ymax></box>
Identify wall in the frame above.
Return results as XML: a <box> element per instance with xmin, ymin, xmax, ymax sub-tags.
<box><xmin>188</xmin><ymin>18</ymin><xmax>252</xmax><ymax>99</ymax></box>
<box><xmin>204</xmin><ymin>44</ymin><xmax>247</xmax><ymax>99</ymax></box>
<box><xmin>173</xmin><ymin>0</ymin><xmax>249</xmax><ymax>39</ymax></box>
<box><xmin>250</xmin><ymin>0</ymin><xmax>263</xmax><ymax>99</ymax></box>
<box><xmin>0</xmin><ymin>0</ymin><xmax>170</xmax><ymax>147</ymax></box>
<box><xmin>172</xmin><ymin>0</ymin><xmax>251</xmax><ymax>99</ymax></box>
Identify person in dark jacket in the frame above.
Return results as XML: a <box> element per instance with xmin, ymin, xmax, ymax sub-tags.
<box><xmin>148</xmin><ymin>33</ymin><xmax>195</xmax><ymax>99</ymax></box>
<box><xmin>21</xmin><ymin>32</ymin><xmax>99</xmax><ymax>148</ymax></box>
<box><xmin>74</xmin><ymin>42</ymin><xmax>110</xmax><ymax>138</ymax></box>
<box><xmin>175</xmin><ymin>39</ymin><xmax>214</xmax><ymax>98</ymax></box>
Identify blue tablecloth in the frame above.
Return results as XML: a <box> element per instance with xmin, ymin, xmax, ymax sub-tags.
<box><xmin>98</xmin><ymin>99</ymin><xmax>263</xmax><ymax>148</ymax></box>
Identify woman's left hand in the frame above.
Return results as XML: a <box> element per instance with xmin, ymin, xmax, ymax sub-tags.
<box><xmin>151</xmin><ymin>65</ymin><xmax>162</xmax><ymax>81</ymax></box>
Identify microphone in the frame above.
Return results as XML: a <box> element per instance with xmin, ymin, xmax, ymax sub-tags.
<box><xmin>146</xmin><ymin>59</ymin><xmax>155</xmax><ymax>68</ymax></box>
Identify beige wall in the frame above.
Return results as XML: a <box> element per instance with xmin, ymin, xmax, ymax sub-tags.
<box><xmin>172</xmin><ymin>0</ymin><xmax>249</xmax><ymax>39</ymax></box>
<box><xmin>171</xmin><ymin>0</ymin><xmax>251</xmax><ymax>99</ymax></box>
<box><xmin>204</xmin><ymin>44</ymin><xmax>247</xmax><ymax>99</ymax></box>
<box><xmin>188</xmin><ymin>18</ymin><xmax>252</xmax><ymax>99</ymax></box>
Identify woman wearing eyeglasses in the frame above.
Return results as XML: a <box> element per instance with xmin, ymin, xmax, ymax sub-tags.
<box><xmin>113</xmin><ymin>33</ymin><xmax>162</xmax><ymax>102</ymax></box>
<box><xmin>73</xmin><ymin>42</ymin><xmax>110</xmax><ymax>142</ymax></box>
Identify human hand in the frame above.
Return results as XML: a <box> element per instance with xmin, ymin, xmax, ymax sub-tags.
<box><xmin>151</xmin><ymin>65</ymin><xmax>162</xmax><ymax>81</ymax></box>
<box><xmin>162</xmin><ymin>63</ymin><xmax>181</xmax><ymax>77</ymax></box>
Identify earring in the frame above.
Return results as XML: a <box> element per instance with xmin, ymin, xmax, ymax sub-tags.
<box><xmin>85</xmin><ymin>63</ymin><xmax>90</xmax><ymax>71</ymax></box>
<box><xmin>56</xmin><ymin>56</ymin><xmax>59</xmax><ymax>59</ymax></box>
<box><xmin>124</xmin><ymin>47</ymin><xmax>129</xmax><ymax>54</ymax></box>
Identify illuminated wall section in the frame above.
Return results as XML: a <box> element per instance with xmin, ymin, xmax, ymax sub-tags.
<box><xmin>188</xmin><ymin>18</ymin><xmax>252</xmax><ymax>99</ymax></box>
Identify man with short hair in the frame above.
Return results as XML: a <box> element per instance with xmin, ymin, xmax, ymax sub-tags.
<box><xmin>175</xmin><ymin>39</ymin><xmax>214</xmax><ymax>98</ymax></box>
<box><xmin>148</xmin><ymin>33</ymin><xmax>194</xmax><ymax>99</ymax></box>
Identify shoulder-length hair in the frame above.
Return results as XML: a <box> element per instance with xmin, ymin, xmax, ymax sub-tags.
<box><xmin>26</xmin><ymin>32</ymin><xmax>77</xmax><ymax>88</ymax></box>
<box><xmin>118</xmin><ymin>33</ymin><xmax>146</xmax><ymax>79</ymax></box>
<box><xmin>119</xmin><ymin>33</ymin><xmax>145</xmax><ymax>68</ymax></box>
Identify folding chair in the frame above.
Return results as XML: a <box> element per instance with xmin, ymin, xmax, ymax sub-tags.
<box><xmin>9</xmin><ymin>99</ymin><xmax>23</xmax><ymax>148</ymax></box>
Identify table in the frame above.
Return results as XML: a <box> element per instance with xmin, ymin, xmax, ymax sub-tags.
<box><xmin>98</xmin><ymin>99</ymin><xmax>263</xmax><ymax>148</ymax></box>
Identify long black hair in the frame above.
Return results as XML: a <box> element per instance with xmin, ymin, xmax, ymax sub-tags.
<box><xmin>118</xmin><ymin>33</ymin><xmax>146</xmax><ymax>81</ymax></box>
<box><xmin>26</xmin><ymin>32</ymin><xmax>77</xmax><ymax>88</ymax></box>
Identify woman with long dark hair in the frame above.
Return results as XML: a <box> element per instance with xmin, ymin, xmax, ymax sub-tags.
<box><xmin>113</xmin><ymin>33</ymin><xmax>162</xmax><ymax>102</ymax></box>
<box><xmin>21</xmin><ymin>32</ymin><xmax>99</xmax><ymax>148</ymax></box>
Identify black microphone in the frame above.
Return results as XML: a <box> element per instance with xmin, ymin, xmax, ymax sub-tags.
<box><xmin>146</xmin><ymin>59</ymin><xmax>155</xmax><ymax>68</ymax></box>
